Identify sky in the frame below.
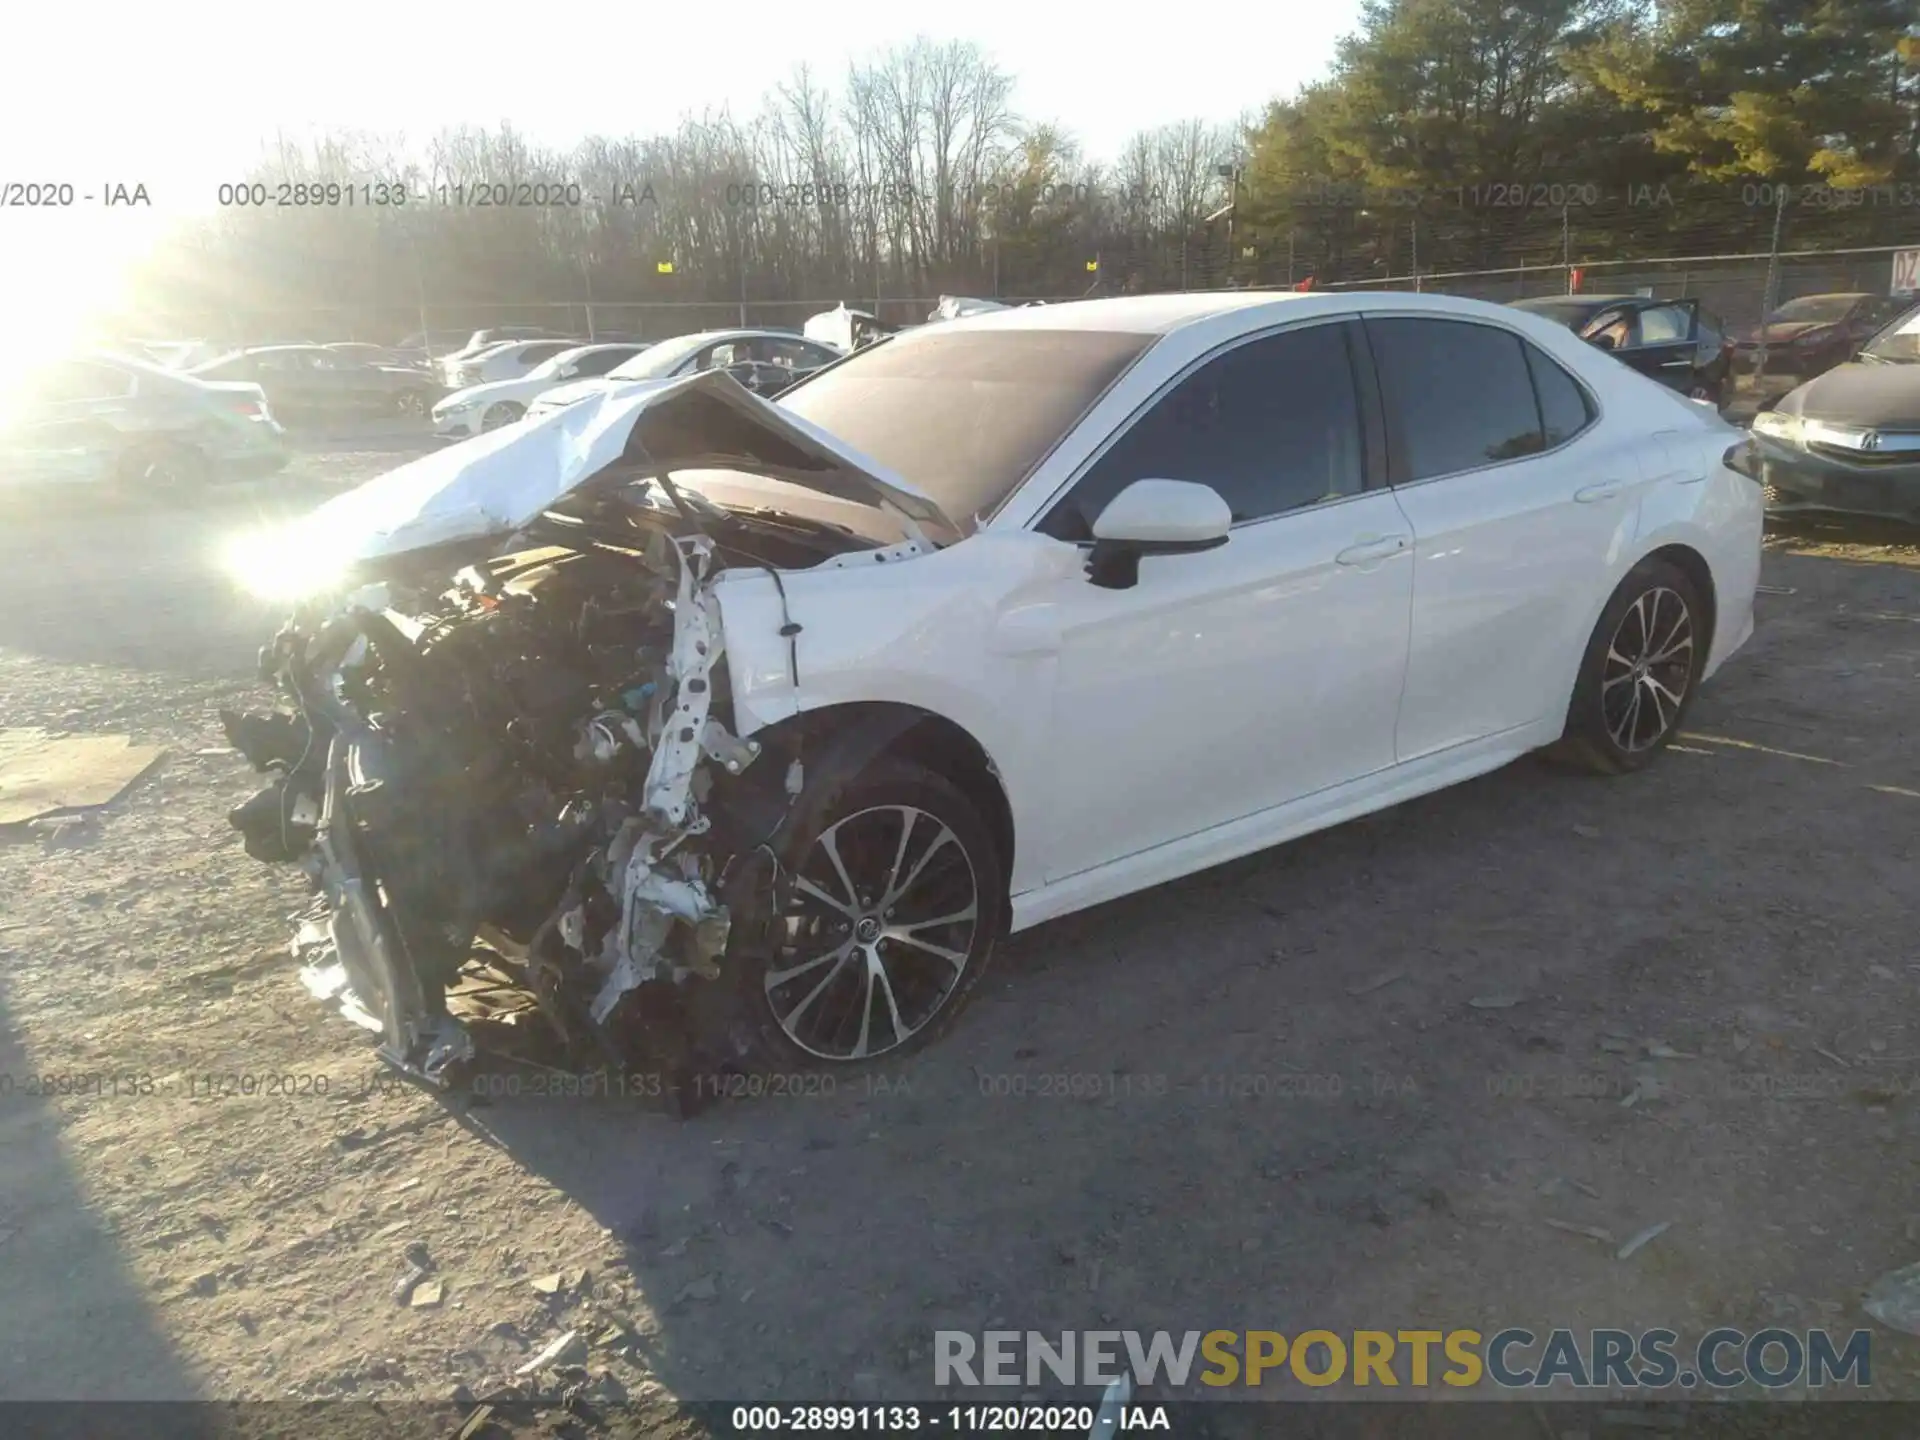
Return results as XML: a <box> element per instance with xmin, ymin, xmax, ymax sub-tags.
<box><xmin>0</xmin><ymin>1</ymin><xmax>1359</xmax><ymax>340</ymax></box>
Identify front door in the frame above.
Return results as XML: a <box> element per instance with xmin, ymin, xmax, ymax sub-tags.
<box><xmin>1025</xmin><ymin>318</ymin><xmax>1414</xmax><ymax>884</ymax></box>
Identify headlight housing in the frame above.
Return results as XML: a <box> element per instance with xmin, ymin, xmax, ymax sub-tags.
<box><xmin>1751</xmin><ymin>410</ymin><xmax>1803</xmax><ymax>444</ymax></box>
<box><xmin>436</xmin><ymin>396</ymin><xmax>478</xmax><ymax>416</ymax></box>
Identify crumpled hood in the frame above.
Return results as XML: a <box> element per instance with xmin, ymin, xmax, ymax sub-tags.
<box><xmin>1776</xmin><ymin>362</ymin><xmax>1920</xmax><ymax>428</ymax></box>
<box><xmin>276</xmin><ymin>368</ymin><xmax>956</xmax><ymax>564</ymax></box>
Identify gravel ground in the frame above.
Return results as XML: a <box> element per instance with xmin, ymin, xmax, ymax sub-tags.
<box><xmin>2</xmin><ymin>430</ymin><xmax>1919</xmax><ymax>1434</ymax></box>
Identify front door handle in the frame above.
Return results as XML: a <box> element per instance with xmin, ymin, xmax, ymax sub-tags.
<box><xmin>1574</xmin><ymin>481</ymin><xmax>1626</xmax><ymax>504</ymax></box>
<box><xmin>1335</xmin><ymin>534</ymin><xmax>1410</xmax><ymax>566</ymax></box>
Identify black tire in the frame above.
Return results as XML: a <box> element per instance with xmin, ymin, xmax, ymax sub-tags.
<box><xmin>743</xmin><ymin>757</ymin><xmax>1004</xmax><ymax>1068</ymax></box>
<box><xmin>479</xmin><ymin>401</ymin><xmax>524</xmax><ymax>432</ymax></box>
<box><xmin>117</xmin><ymin>440</ymin><xmax>208</xmax><ymax>499</ymax></box>
<box><xmin>1549</xmin><ymin>557</ymin><xmax>1707</xmax><ymax>775</ymax></box>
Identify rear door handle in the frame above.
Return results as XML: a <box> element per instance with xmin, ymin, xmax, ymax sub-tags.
<box><xmin>1335</xmin><ymin>534</ymin><xmax>1410</xmax><ymax>566</ymax></box>
<box><xmin>1574</xmin><ymin>481</ymin><xmax>1627</xmax><ymax>504</ymax></box>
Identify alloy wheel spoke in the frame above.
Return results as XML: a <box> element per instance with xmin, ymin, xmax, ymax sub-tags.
<box><xmin>765</xmin><ymin>939</ymin><xmax>854</xmax><ymax>990</ymax></box>
<box><xmin>896</xmin><ymin>902</ymin><xmax>979</xmax><ymax>934</ymax></box>
<box><xmin>849</xmin><ymin>955</ymin><xmax>877</xmax><ymax>1059</ymax></box>
<box><xmin>884</xmin><ymin>824</ymin><xmax>957</xmax><ymax>910</ymax></box>
<box><xmin>792</xmin><ymin>875</ymin><xmax>855</xmax><ymax>919</ymax></box>
<box><xmin>888</xmin><ymin>928</ymin><xmax>970</xmax><ymax>971</ymax></box>
<box><xmin>880</xmin><ymin>808</ymin><xmax>918</xmax><ymax>906</ymax></box>
<box><xmin>818</xmin><ymin>824</ymin><xmax>862</xmax><ymax>910</ymax></box>
<box><xmin>778</xmin><ymin>945</ymin><xmax>854</xmax><ymax>1027</ymax></box>
<box><xmin>872</xmin><ymin>955</ymin><xmax>908</xmax><ymax>1038</ymax></box>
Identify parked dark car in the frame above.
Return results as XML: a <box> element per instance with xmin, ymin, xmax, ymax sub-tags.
<box><xmin>1736</xmin><ymin>298</ymin><xmax>1920</xmax><ymax>522</ymax></box>
<box><xmin>1509</xmin><ymin>294</ymin><xmax>1733</xmax><ymax>406</ymax></box>
<box><xmin>1732</xmin><ymin>292</ymin><xmax>1908</xmax><ymax>380</ymax></box>
<box><xmin>191</xmin><ymin>345</ymin><xmax>443</xmax><ymax>421</ymax></box>
<box><xmin>1</xmin><ymin>352</ymin><xmax>289</xmax><ymax>494</ymax></box>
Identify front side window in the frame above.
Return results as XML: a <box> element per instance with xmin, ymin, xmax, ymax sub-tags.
<box><xmin>1038</xmin><ymin>322</ymin><xmax>1365</xmax><ymax>541</ymax></box>
<box><xmin>1579</xmin><ymin>308</ymin><xmax>1633</xmax><ymax>350</ymax></box>
<box><xmin>1365</xmin><ymin>317</ymin><xmax>1548</xmax><ymax>481</ymax></box>
<box><xmin>517</xmin><ymin>343</ymin><xmax>571</xmax><ymax>366</ymax></box>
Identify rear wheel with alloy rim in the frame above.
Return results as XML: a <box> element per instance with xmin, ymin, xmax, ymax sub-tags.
<box><xmin>480</xmin><ymin>401</ymin><xmax>524</xmax><ymax>431</ymax></box>
<box><xmin>1550</xmin><ymin>557</ymin><xmax>1706</xmax><ymax>774</ymax></box>
<box><xmin>755</xmin><ymin>759</ymin><xmax>1003</xmax><ymax>1066</ymax></box>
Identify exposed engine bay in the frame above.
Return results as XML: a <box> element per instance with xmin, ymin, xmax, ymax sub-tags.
<box><xmin>223</xmin><ymin>464</ymin><xmax>925</xmax><ymax>1113</ymax></box>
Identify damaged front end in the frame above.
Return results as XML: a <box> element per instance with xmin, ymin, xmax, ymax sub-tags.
<box><xmin>219</xmin><ymin>373</ymin><xmax>949</xmax><ymax>1104</ymax></box>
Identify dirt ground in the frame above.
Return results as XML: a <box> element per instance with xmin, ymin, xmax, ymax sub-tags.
<box><xmin>2</xmin><ymin>425</ymin><xmax>1919</xmax><ymax>1433</ymax></box>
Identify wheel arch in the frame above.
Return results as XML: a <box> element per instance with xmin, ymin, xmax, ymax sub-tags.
<box><xmin>1555</xmin><ymin>540</ymin><xmax>1719</xmax><ymax>743</ymax></box>
<box><xmin>1637</xmin><ymin>541</ymin><xmax>1718</xmax><ymax>671</ymax></box>
<box><xmin>742</xmin><ymin>700</ymin><xmax>1016</xmax><ymax>901</ymax></box>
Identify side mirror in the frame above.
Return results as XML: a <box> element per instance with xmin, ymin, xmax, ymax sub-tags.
<box><xmin>1086</xmin><ymin>479</ymin><xmax>1231</xmax><ymax>589</ymax></box>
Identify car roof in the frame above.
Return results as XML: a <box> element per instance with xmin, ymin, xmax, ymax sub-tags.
<box><xmin>1512</xmin><ymin>294</ymin><xmax>1641</xmax><ymax>308</ymax></box>
<box><xmin>913</xmin><ymin>289</ymin><xmax>1590</xmax><ymax>339</ymax></box>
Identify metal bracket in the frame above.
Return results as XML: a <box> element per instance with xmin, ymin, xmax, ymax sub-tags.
<box><xmin>700</xmin><ymin>718</ymin><xmax>762</xmax><ymax>775</ymax></box>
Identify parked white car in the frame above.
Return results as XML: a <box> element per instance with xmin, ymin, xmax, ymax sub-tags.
<box><xmin>222</xmin><ymin>290</ymin><xmax>1762</xmax><ymax>1088</ymax></box>
<box><xmin>431</xmin><ymin>342</ymin><xmax>652</xmax><ymax>439</ymax></box>
<box><xmin>525</xmin><ymin>329</ymin><xmax>843</xmax><ymax>420</ymax></box>
<box><xmin>441</xmin><ymin>338</ymin><xmax>585</xmax><ymax>390</ymax></box>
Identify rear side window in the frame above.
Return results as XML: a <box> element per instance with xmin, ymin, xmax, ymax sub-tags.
<box><xmin>1366</xmin><ymin>318</ymin><xmax>1546</xmax><ymax>481</ymax></box>
<box><xmin>1523</xmin><ymin>344</ymin><xmax>1595</xmax><ymax>447</ymax></box>
<box><xmin>518</xmin><ymin>343</ymin><xmax>571</xmax><ymax>365</ymax></box>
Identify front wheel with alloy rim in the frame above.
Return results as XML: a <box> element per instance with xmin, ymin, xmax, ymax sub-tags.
<box><xmin>394</xmin><ymin>389</ymin><xmax>429</xmax><ymax>416</ymax></box>
<box><xmin>753</xmin><ymin>759</ymin><xmax>1004</xmax><ymax>1067</ymax></box>
<box><xmin>1551</xmin><ymin>557</ymin><xmax>1707</xmax><ymax>774</ymax></box>
<box><xmin>479</xmin><ymin>401</ymin><xmax>525</xmax><ymax>431</ymax></box>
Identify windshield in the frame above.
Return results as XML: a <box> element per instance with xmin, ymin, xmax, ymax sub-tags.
<box><xmin>1861</xmin><ymin>302</ymin><xmax>1920</xmax><ymax>362</ymax></box>
<box><xmin>524</xmin><ymin>350</ymin><xmax>584</xmax><ymax>381</ymax></box>
<box><xmin>774</xmin><ymin>328</ymin><xmax>1156</xmax><ymax>526</ymax></box>
<box><xmin>1770</xmin><ymin>295</ymin><xmax>1862</xmax><ymax>324</ymax></box>
<box><xmin>607</xmin><ymin>334</ymin><xmax>727</xmax><ymax>381</ymax></box>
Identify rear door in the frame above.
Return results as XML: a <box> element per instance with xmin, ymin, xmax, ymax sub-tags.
<box><xmin>1592</xmin><ymin>300</ymin><xmax>1700</xmax><ymax>392</ymax></box>
<box><xmin>1367</xmin><ymin>315</ymin><xmax>1649</xmax><ymax>758</ymax></box>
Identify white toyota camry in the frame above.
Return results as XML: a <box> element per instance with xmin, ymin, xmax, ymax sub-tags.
<box><xmin>221</xmin><ymin>290</ymin><xmax>1763</xmax><ymax>1094</ymax></box>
